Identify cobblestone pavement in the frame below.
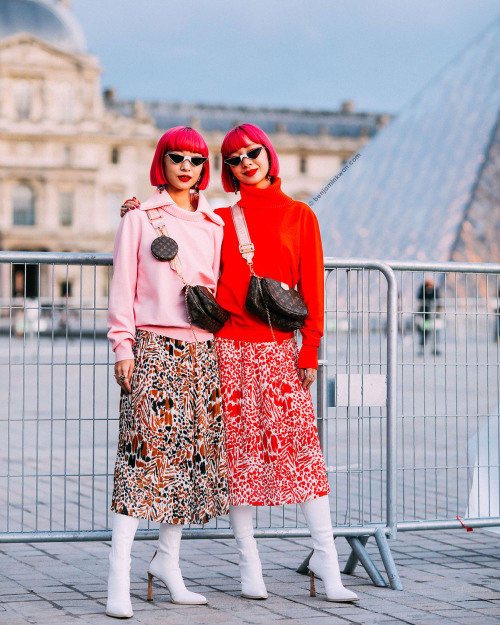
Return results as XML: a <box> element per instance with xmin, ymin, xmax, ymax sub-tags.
<box><xmin>1</xmin><ymin>528</ymin><xmax>500</xmax><ymax>625</ymax></box>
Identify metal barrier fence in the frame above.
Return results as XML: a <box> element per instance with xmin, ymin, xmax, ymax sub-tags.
<box><xmin>389</xmin><ymin>261</ymin><xmax>500</xmax><ymax>533</ymax></box>
<box><xmin>1</xmin><ymin>252</ymin><xmax>499</xmax><ymax>589</ymax></box>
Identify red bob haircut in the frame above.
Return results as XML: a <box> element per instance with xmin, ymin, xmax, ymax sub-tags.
<box><xmin>150</xmin><ymin>126</ymin><xmax>210</xmax><ymax>189</ymax></box>
<box><xmin>221</xmin><ymin>124</ymin><xmax>280</xmax><ymax>192</ymax></box>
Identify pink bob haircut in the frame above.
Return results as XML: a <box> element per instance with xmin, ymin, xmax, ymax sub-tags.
<box><xmin>150</xmin><ymin>126</ymin><xmax>210</xmax><ymax>189</ymax></box>
<box><xmin>221</xmin><ymin>123</ymin><xmax>280</xmax><ymax>192</ymax></box>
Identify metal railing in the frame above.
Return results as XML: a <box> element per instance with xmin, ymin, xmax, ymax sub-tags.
<box><xmin>2</xmin><ymin>252</ymin><xmax>500</xmax><ymax>590</ymax></box>
<box><xmin>390</xmin><ymin>261</ymin><xmax>500</xmax><ymax>533</ymax></box>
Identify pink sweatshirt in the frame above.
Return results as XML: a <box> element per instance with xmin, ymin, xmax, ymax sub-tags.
<box><xmin>107</xmin><ymin>188</ymin><xmax>224</xmax><ymax>362</ymax></box>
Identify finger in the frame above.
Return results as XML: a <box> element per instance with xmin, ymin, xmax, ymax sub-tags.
<box><xmin>116</xmin><ymin>377</ymin><xmax>131</xmax><ymax>394</ymax></box>
<box><xmin>298</xmin><ymin>368</ymin><xmax>305</xmax><ymax>381</ymax></box>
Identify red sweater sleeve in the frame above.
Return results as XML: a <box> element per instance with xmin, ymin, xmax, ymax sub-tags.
<box><xmin>297</xmin><ymin>206</ymin><xmax>324</xmax><ymax>369</ymax></box>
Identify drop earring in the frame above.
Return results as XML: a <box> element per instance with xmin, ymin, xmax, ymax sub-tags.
<box><xmin>194</xmin><ymin>175</ymin><xmax>202</xmax><ymax>199</ymax></box>
<box><xmin>231</xmin><ymin>173</ymin><xmax>240</xmax><ymax>194</ymax></box>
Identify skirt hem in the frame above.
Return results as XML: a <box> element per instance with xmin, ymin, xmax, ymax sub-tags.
<box><xmin>228</xmin><ymin>489</ymin><xmax>330</xmax><ymax>507</ymax></box>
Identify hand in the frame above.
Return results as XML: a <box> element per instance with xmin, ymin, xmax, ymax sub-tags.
<box><xmin>120</xmin><ymin>197</ymin><xmax>140</xmax><ymax>218</ymax></box>
<box><xmin>114</xmin><ymin>359</ymin><xmax>134</xmax><ymax>394</ymax></box>
<box><xmin>298</xmin><ymin>367</ymin><xmax>317</xmax><ymax>390</ymax></box>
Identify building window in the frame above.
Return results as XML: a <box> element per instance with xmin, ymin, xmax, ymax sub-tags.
<box><xmin>58</xmin><ymin>83</ymin><xmax>74</xmax><ymax>122</ymax></box>
<box><xmin>63</xmin><ymin>145</ymin><xmax>72</xmax><ymax>166</ymax></box>
<box><xmin>111</xmin><ymin>147</ymin><xmax>120</xmax><ymax>164</ymax></box>
<box><xmin>299</xmin><ymin>157</ymin><xmax>307</xmax><ymax>174</ymax></box>
<box><xmin>59</xmin><ymin>191</ymin><xmax>74</xmax><ymax>226</ymax></box>
<box><xmin>60</xmin><ymin>281</ymin><xmax>72</xmax><ymax>298</ymax></box>
<box><xmin>14</xmin><ymin>81</ymin><xmax>32</xmax><ymax>120</ymax></box>
<box><xmin>12</xmin><ymin>264</ymin><xmax>38</xmax><ymax>298</ymax></box>
<box><xmin>12</xmin><ymin>183</ymin><xmax>35</xmax><ymax>225</ymax></box>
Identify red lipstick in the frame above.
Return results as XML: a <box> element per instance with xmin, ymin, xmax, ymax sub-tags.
<box><xmin>178</xmin><ymin>176</ymin><xmax>191</xmax><ymax>182</ymax></box>
<box><xmin>244</xmin><ymin>169</ymin><xmax>259</xmax><ymax>177</ymax></box>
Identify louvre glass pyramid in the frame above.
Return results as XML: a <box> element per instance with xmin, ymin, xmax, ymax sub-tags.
<box><xmin>313</xmin><ymin>18</ymin><xmax>500</xmax><ymax>262</ymax></box>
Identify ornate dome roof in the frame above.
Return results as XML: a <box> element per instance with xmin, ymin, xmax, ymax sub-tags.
<box><xmin>0</xmin><ymin>0</ymin><xmax>86</xmax><ymax>54</ymax></box>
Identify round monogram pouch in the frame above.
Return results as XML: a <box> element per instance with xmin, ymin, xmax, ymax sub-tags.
<box><xmin>151</xmin><ymin>235</ymin><xmax>178</xmax><ymax>261</ymax></box>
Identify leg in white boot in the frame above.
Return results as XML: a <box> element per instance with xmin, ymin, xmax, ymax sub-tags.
<box><xmin>229</xmin><ymin>505</ymin><xmax>268</xmax><ymax>599</ymax></box>
<box><xmin>106</xmin><ymin>512</ymin><xmax>139</xmax><ymax>619</ymax></box>
<box><xmin>147</xmin><ymin>523</ymin><xmax>207</xmax><ymax>605</ymax></box>
<box><xmin>300</xmin><ymin>497</ymin><xmax>359</xmax><ymax>602</ymax></box>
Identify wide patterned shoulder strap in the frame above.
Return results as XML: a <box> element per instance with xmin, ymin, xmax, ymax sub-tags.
<box><xmin>230</xmin><ymin>204</ymin><xmax>255</xmax><ymax>268</ymax></box>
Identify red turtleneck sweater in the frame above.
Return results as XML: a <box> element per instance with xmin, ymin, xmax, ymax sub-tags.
<box><xmin>214</xmin><ymin>178</ymin><xmax>324</xmax><ymax>369</ymax></box>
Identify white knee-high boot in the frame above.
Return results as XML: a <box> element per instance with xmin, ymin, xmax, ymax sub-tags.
<box><xmin>106</xmin><ymin>512</ymin><xmax>139</xmax><ymax>619</ymax></box>
<box><xmin>147</xmin><ymin>523</ymin><xmax>207</xmax><ymax>605</ymax></box>
<box><xmin>300</xmin><ymin>497</ymin><xmax>359</xmax><ymax>602</ymax></box>
<box><xmin>229</xmin><ymin>505</ymin><xmax>268</xmax><ymax>599</ymax></box>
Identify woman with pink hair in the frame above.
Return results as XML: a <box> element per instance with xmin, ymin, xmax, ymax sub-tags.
<box><xmin>214</xmin><ymin>124</ymin><xmax>358</xmax><ymax>603</ymax></box>
<box><xmin>121</xmin><ymin>124</ymin><xmax>359</xmax><ymax>604</ymax></box>
<box><xmin>106</xmin><ymin>126</ymin><xmax>228</xmax><ymax>618</ymax></box>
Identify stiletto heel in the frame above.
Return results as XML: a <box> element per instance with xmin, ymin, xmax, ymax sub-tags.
<box><xmin>309</xmin><ymin>570</ymin><xmax>316</xmax><ymax>597</ymax></box>
<box><xmin>147</xmin><ymin>572</ymin><xmax>153</xmax><ymax>601</ymax></box>
<box><xmin>147</xmin><ymin>528</ymin><xmax>207</xmax><ymax>605</ymax></box>
<box><xmin>299</xmin><ymin>499</ymin><xmax>360</xmax><ymax>603</ymax></box>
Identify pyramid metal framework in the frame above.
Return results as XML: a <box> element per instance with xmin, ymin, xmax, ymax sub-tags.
<box><xmin>313</xmin><ymin>19</ymin><xmax>500</xmax><ymax>263</ymax></box>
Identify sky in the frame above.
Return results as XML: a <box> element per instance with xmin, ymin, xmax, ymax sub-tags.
<box><xmin>71</xmin><ymin>0</ymin><xmax>499</xmax><ymax>115</ymax></box>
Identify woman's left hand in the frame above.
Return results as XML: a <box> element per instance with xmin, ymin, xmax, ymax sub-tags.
<box><xmin>299</xmin><ymin>367</ymin><xmax>317</xmax><ymax>390</ymax></box>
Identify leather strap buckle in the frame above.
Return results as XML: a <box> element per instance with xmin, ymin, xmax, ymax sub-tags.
<box><xmin>148</xmin><ymin>210</ymin><xmax>163</xmax><ymax>221</ymax></box>
<box><xmin>239</xmin><ymin>243</ymin><xmax>255</xmax><ymax>254</ymax></box>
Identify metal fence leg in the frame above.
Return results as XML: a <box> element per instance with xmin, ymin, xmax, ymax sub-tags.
<box><xmin>296</xmin><ymin>549</ymin><xmax>313</xmax><ymax>575</ymax></box>
<box><xmin>374</xmin><ymin>527</ymin><xmax>403</xmax><ymax>591</ymax></box>
<box><xmin>342</xmin><ymin>535</ymin><xmax>369</xmax><ymax>574</ymax></box>
<box><xmin>345</xmin><ymin>537</ymin><xmax>387</xmax><ymax>587</ymax></box>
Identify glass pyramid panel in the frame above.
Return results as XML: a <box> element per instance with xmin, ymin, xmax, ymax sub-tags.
<box><xmin>313</xmin><ymin>19</ymin><xmax>500</xmax><ymax>262</ymax></box>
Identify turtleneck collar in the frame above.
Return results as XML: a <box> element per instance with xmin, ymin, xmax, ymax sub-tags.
<box><xmin>139</xmin><ymin>187</ymin><xmax>224</xmax><ymax>225</ymax></box>
<box><xmin>238</xmin><ymin>177</ymin><xmax>295</xmax><ymax>210</ymax></box>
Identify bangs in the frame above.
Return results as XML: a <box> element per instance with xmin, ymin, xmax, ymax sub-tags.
<box><xmin>221</xmin><ymin>126</ymin><xmax>253</xmax><ymax>158</ymax></box>
<box><xmin>165</xmin><ymin>126</ymin><xmax>208</xmax><ymax>156</ymax></box>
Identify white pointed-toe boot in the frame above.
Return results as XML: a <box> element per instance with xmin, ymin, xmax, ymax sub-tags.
<box><xmin>147</xmin><ymin>523</ymin><xmax>207</xmax><ymax>605</ymax></box>
<box><xmin>300</xmin><ymin>497</ymin><xmax>359</xmax><ymax>602</ymax></box>
<box><xmin>229</xmin><ymin>505</ymin><xmax>268</xmax><ymax>599</ymax></box>
<box><xmin>106</xmin><ymin>512</ymin><xmax>139</xmax><ymax>618</ymax></box>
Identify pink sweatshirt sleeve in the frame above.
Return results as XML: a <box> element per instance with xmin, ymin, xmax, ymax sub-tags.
<box><xmin>107</xmin><ymin>212</ymin><xmax>141</xmax><ymax>362</ymax></box>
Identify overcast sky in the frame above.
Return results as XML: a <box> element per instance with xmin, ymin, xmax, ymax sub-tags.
<box><xmin>71</xmin><ymin>0</ymin><xmax>499</xmax><ymax>114</ymax></box>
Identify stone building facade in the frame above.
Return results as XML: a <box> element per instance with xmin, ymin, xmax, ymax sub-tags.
<box><xmin>0</xmin><ymin>0</ymin><xmax>387</xmax><ymax>301</ymax></box>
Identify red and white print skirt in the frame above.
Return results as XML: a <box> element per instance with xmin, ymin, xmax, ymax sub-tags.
<box><xmin>216</xmin><ymin>337</ymin><xmax>329</xmax><ymax>506</ymax></box>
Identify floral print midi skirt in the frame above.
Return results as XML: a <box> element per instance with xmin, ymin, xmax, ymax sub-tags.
<box><xmin>216</xmin><ymin>337</ymin><xmax>329</xmax><ymax>506</ymax></box>
<box><xmin>111</xmin><ymin>330</ymin><xmax>229</xmax><ymax>524</ymax></box>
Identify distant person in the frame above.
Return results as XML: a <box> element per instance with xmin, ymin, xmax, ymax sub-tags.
<box><xmin>416</xmin><ymin>279</ymin><xmax>442</xmax><ymax>355</ymax></box>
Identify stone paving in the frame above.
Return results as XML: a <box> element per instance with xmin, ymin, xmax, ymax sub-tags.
<box><xmin>1</xmin><ymin>528</ymin><xmax>500</xmax><ymax>625</ymax></box>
